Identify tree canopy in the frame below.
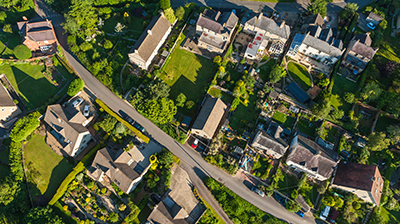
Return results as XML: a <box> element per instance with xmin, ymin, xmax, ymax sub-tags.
<box><xmin>63</xmin><ymin>0</ymin><xmax>98</xmax><ymax>39</ymax></box>
<box><xmin>67</xmin><ymin>78</ymin><xmax>84</xmax><ymax>97</ymax></box>
<box><xmin>360</xmin><ymin>82</ymin><xmax>382</xmax><ymax>102</ymax></box>
<box><xmin>268</xmin><ymin>65</ymin><xmax>286</xmax><ymax>83</ymax></box>
<box><xmin>367</xmin><ymin>132</ymin><xmax>390</xmax><ymax>151</ymax></box>
<box><xmin>308</xmin><ymin>0</ymin><xmax>327</xmax><ymax>17</ymax></box>
<box><xmin>138</xmin><ymin>98</ymin><xmax>177</xmax><ymax>124</ymax></box>
<box><xmin>24</xmin><ymin>206</ymin><xmax>64</xmax><ymax>224</ymax></box>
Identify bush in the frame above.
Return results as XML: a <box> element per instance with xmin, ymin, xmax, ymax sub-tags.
<box><xmin>67</xmin><ymin>78</ymin><xmax>85</xmax><ymax>97</ymax></box>
<box><xmin>14</xmin><ymin>45</ymin><xmax>32</xmax><ymax>60</ymax></box>
<box><xmin>186</xmin><ymin>100</ymin><xmax>194</xmax><ymax>109</ymax></box>
<box><xmin>101</xmin><ymin>188</ymin><xmax>107</xmax><ymax>194</ymax></box>
<box><xmin>343</xmin><ymin>92</ymin><xmax>355</xmax><ymax>103</ymax></box>
<box><xmin>104</xmin><ymin>39</ymin><xmax>113</xmax><ymax>49</ymax></box>
<box><xmin>87</xmin><ymin>181</ymin><xmax>95</xmax><ymax>189</ymax></box>
<box><xmin>9</xmin><ymin>112</ymin><xmax>40</xmax><ymax>142</ymax></box>
<box><xmin>108</xmin><ymin>212</ymin><xmax>119</xmax><ymax>223</ymax></box>
<box><xmin>291</xmin><ymin>189</ymin><xmax>299</xmax><ymax>199</ymax></box>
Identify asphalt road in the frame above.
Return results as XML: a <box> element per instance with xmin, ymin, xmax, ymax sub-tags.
<box><xmin>31</xmin><ymin>0</ymin><xmax>338</xmax><ymax>223</ymax></box>
<box><xmin>171</xmin><ymin>0</ymin><xmax>374</xmax><ymax>13</ymax></box>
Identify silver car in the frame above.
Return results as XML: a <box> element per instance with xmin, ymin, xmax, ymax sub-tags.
<box><xmin>83</xmin><ymin>105</ymin><xmax>90</xmax><ymax>117</ymax></box>
<box><xmin>251</xmin><ymin>186</ymin><xmax>265</xmax><ymax>197</ymax></box>
<box><xmin>71</xmin><ymin>98</ymin><xmax>83</xmax><ymax>108</ymax></box>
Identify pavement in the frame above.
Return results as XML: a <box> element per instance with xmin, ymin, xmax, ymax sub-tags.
<box><xmin>32</xmin><ymin>0</ymin><xmax>375</xmax><ymax>223</ymax></box>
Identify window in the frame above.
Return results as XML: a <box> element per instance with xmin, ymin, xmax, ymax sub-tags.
<box><xmin>10</xmin><ymin>108</ymin><xmax>15</xmax><ymax>111</ymax></box>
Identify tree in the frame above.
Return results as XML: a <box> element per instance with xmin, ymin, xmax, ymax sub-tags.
<box><xmin>268</xmin><ymin>65</ymin><xmax>286</xmax><ymax>83</ymax></box>
<box><xmin>104</xmin><ymin>39</ymin><xmax>113</xmax><ymax>49</ymax></box>
<box><xmin>160</xmin><ymin>0</ymin><xmax>171</xmax><ymax>10</ymax></box>
<box><xmin>240</xmin><ymin>58</ymin><xmax>246</xmax><ymax>64</ymax></box>
<box><xmin>2</xmin><ymin>24</ymin><xmax>12</xmax><ymax>33</ymax></box>
<box><xmin>318</xmin><ymin>78</ymin><xmax>330</xmax><ymax>87</ymax></box>
<box><xmin>67</xmin><ymin>78</ymin><xmax>85</xmax><ymax>96</ymax></box>
<box><xmin>0</xmin><ymin>11</ymin><xmax>6</xmax><ymax>21</ymax></box>
<box><xmin>298</xmin><ymin>173</ymin><xmax>307</xmax><ymax>188</ymax></box>
<box><xmin>175</xmin><ymin>93</ymin><xmax>187</xmax><ymax>107</ymax></box>
<box><xmin>109</xmin><ymin>212</ymin><xmax>119</xmax><ymax>223</ymax></box>
<box><xmin>360</xmin><ymin>82</ymin><xmax>382</xmax><ymax>102</ymax></box>
<box><xmin>330</xmin><ymin>109</ymin><xmax>344</xmax><ymax>120</ymax></box>
<box><xmin>24</xmin><ymin>206</ymin><xmax>64</xmax><ymax>224</ymax></box>
<box><xmin>175</xmin><ymin>6</ymin><xmax>185</xmax><ymax>21</ymax></box>
<box><xmin>79</xmin><ymin>42</ymin><xmax>92</xmax><ymax>52</ymax></box>
<box><xmin>118</xmin><ymin>204</ymin><xmax>127</xmax><ymax>212</ymax></box>
<box><xmin>63</xmin><ymin>0</ymin><xmax>98</xmax><ymax>39</ymax></box>
<box><xmin>291</xmin><ymin>189</ymin><xmax>299</xmax><ymax>199</ymax></box>
<box><xmin>367</xmin><ymin>132</ymin><xmax>390</xmax><ymax>151</ymax></box>
<box><xmin>344</xmin><ymin>92</ymin><xmax>355</xmax><ymax>104</ymax></box>
<box><xmin>98</xmin><ymin>115</ymin><xmax>118</xmax><ymax>133</ymax></box>
<box><xmin>219</xmin><ymin>66</ymin><xmax>225</xmax><ymax>74</ymax></box>
<box><xmin>286</xmin><ymin>200</ymin><xmax>301</xmax><ymax>212</ymax></box>
<box><xmin>243</xmin><ymin>75</ymin><xmax>256</xmax><ymax>89</ymax></box>
<box><xmin>311</xmin><ymin>97</ymin><xmax>331</xmax><ymax>119</ymax></box>
<box><xmin>334</xmin><ymin>197</ymin><xmax>344</xmax><ymax>208</ymax></box>
<box><xmin>322</xmin><ymin>196</ymin><xmax>335</xmax><ymax>207</ymax></box>
<box><xmin>138</xmin><ymin>98</ymin><xmax>177</xmax><ymax>124</ymax></box>
<box><xmin>387</xmin><ymin>125</ymin><xmax>400</xmax><ymax>144</ymax></box>
<box><xmin>0</xmin><ymin>177</ymin><xmax>20</xmax><ymax>206</ymax></box>
<box><xmin>13</xmin><ymin>45</ymin><xmax>31</xmax><ymax>59</ymax></box>
<box><xmin>164</xmin><ymin>7</ymin><xmax>176</xmax><ymax>24</ymax></box>
<box><xmin>308</xmin><ymin>0</ymin><xmax>327</xmax><ymax>17</ymax></box>
<box><xmin>213</xmin><ymin>56</ymin><xmax>222</xmax><ymax>65</ymax></box>
<box><xmin>145</xmin><ymin>80</ymin><xmax>170</xmax><ymax>100</ymax></box>
<box><xmin>114</xmin><ymin>122</ymin><xmax>126</xmax><ymax>134</ymax></box>
<box><xmin>158</xmin><ymin>149</ymin><xmax>174</xmax><ymax>166</ymax></box>
<box><xmin>343</xmin><ymin>3</ymin><xmax>359</xmax><ymax>18</ymax></box>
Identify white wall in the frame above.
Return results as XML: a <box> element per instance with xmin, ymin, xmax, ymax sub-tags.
<box><xmin>297</xmin><ymin>44</ymin><xmax>339</xmax><ymax>65</ymax></box>
<box><xmin>287</xmin><ymin>161</ymin><xmax>328</xmax><ymax>181</ymax></box>
<box><xmin>72</xmin><ymin>132</ymin><xmax>92</xmax><ymax>157</ymax></box>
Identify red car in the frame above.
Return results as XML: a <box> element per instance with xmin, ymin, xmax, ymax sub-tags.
<box><xmin>191</xmin><ymin>139</ymin><xmax>199</xmax><ymax>148</ymax></box>
<box><xmin>329</xmin><ymin>209</ymin><xmax>339</xmax><ymax>224</ymax></box>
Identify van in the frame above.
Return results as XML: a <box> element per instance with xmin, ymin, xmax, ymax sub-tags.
<box><xmin>319</xmin><ymin>206</ymin><xmax>331</xmax><ymax>220</ymax></box>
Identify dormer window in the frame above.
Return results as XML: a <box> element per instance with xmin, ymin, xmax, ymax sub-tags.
<box><xmin>300</xmin><ymin>161</ymin><xmax>306</xmax><ymax>166</ymax></box>
<box><xmin>127</xmin><ymin>159</ymin><xmax>133</xmax><ymax>166</ymax></box>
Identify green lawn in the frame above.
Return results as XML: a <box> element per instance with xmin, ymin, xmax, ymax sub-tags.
<box><xmin>24</xmin><ymin>134</ymin><xmax>73</xmax><ymax>198</ymax></box>
<box><xmin>259</xmin><ymin>59</ymin><xmax>276</xmax><ymax>82</ymax></box>
<box><xmin>161</xmin><ymin>39</ymin><xmax>217</xmax><ymax>114</ymax></box>
<box><xmin>287</xmin><ymin>62</ymin><xmax>312</xmax><ymax>90</ymax></box>
<box><xmin>272</xmin><ymin>111</ymin><xmax>295</xmax><ymax>130</ymax></box>
<box><xmin>103</xmin><ymin>16</ymin><xmax>145</xmax><ymax>39</ymax></box>
<box><xmin>0</xmin><ymin>148</ymin><xmax>9</xmax><ymax>163</ymax></box>
<box><xmin>276</xmin><ymin>170</ymin><xmax>299</xmax><ymax>196</ymax></box>
<box><xmin>208</xmin><ymin>87</ymin><xmax>234</xmax><ymax>104</ymax></box>
<box><xmin>297</xmin><ymin>119</ymin><xmax>316</xmax><ymax>137</ymax></box>
<box><xmin>299</xmin><ymin>182</ymin><xmax>318</xmax><ymax>208</ymax></box>
<box><xmin>230</xmin><ymin>94</ymin><xmax>258</xmax><ymax>133</ymax></box>
<box><xmin>0</xmin><ymin>64</ymin><xmax>59</xmax><ymax>110</ymax></box>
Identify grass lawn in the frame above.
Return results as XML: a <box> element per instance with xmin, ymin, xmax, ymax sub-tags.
<box><xmin>297</xmin><ymin>119</ymin><xmax>316</xmax><ymax>137</ymax></box>
<box><xmin>380</xmin><ymin>207</ymin><xmax>400</xmax><ymax>224</ymax></box>
<box><xmin>0</xmin><ymin>64</ymin><xmax>59</xmax><ymax>110</ymax></box>
<box><xmin>0</xmin><ymin>33</ymin><xmax>24</xmax><ymax>59</ymax></box>
<box><xmin>287</xmin><ymin>62</ymin><xmax>312</xmax><ymax>90</ymax></box>
<box><xmin>259</xmin><ymin>59</ymin><xmax>276</xmax><ymax>82</ymax></box>
<box><xmin>330</xmin><ymin>73</ymin><xmax>357</xmax><ymax>113</ymax></box>
<box><xmin>276</xmin><ymin>170</ymin><xmax>299</xmax><ymax>196</ymax></box>
<box><xmin>230</xmin><ymin>94</ymin><xmax>258</xmax><ymax>133</ymax></box>
<box><xmin>374</xmin><ymin>115</ymin><xmax>400</xmax><ymax>132</ymax></box>
<box><xmin>299</xmin><ymin>182</ymin><xmax>318</xmax><ymax>208</ymax></box>
<box><xmin>24</xmin><ymin>134</ymin><xmax>73</xmax><ymax>198</ymax></box>
<box><xmin>161</xmin><ymin>38</ymin><xmax>217</xmax><ymax>114</ymax></box>
<box><xmin>251</xmin><ymin>156</ymin><xmax>270</xmax><ymax>174</ymax></box>
<box><xmin>103</xmin><ymin>16</ymin><xmax>145</xmax><ymax>39</ymax></box>
<box><xmin>208</xmin><ymin>87</ymin><xmax>234</xmax><ymax>104</ymax></box>
<box><xmin>272</xmin><ymin>111</ymin><xmax>295</xmax><ymax>130</ymax></box>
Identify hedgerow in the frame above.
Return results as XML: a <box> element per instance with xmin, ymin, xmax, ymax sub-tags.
<box><xmin>9</xmin><ymin>111</ymin><xmax>40</xmax><ymax>142</ymax></box>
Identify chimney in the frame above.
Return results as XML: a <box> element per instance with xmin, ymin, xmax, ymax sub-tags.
<box><xmin>280</xmin><ymin>20</ymin><xmax>285</xmax><ymax>28</ymax></box>
<box><xmin>134</xmin><ymin>49</ymin><xmax>138</xmax><ymax>54</ymax></box>
<box><xmin>147</xmin><ymin>30</ymin><xmax>152</xmax><ymax>35</ymax></box>
<box><xmin>366</xmin><ymin>32</ymin><xmax>371</xmax><ymax>36</ymax></box>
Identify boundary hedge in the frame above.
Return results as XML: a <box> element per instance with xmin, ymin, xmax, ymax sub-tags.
<box><xmin>49</xmin><ymin>162</ymin><xmax>85</xmax><ymax>205</ymax></box>
<box><xmin>95</xmin><ymin>99</ymin><xmax>150</xmax><ymax>143</ymax></box>
<box><xmin>53</xmin><ymin>201</ymin><xmax>80</xmax><ymax>224</ymax></box>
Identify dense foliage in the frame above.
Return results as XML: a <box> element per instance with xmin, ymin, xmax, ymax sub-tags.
<box><xmin>9</xmin><ymin>112</ymin><xmax>40</xmax><ymax>143</ymax></box>
<box><xmin>67</xmin><ymin>78</ymin><xmax>85</xmax><ymax>97</ymax></box>
<box><xmin>24</xmin><ymin>206</ymin><xmax>64</xmax><ymax>224</ymax></box>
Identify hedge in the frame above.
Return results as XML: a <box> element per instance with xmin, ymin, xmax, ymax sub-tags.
<box><xmin>95</xmin><ymin>99</ymin><xmax>150</xmax><ymax>143</ymax></box>
<box><xmin>67</xmin><ymin>78</ymin><xmax>85</xmax><ymax>97</ymax></box>
<box><xmin>49</xmin><ymin>162</ymin><xmax>85</xmax><ymax>205</ymax></box>
<box><xmin>81</xmin><ymin>143</ymin><xmax>105</xmax><ymax>167</ymax></box>
<box><xmin>13</xmin><ymin>44</ymin><xmax>32</xmax><ymax>60</ymax></box>
<box><xmin>9</xmin><ymin>111</ymin><xmax>40</xmax><ymax>142</ymax></box>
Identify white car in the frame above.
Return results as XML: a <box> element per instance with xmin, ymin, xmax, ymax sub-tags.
<box><xmin>71</xmin><ymin>98</ymin><xmax>83</xmax><ymax>108</ymax></box>
<box><xmin>83</xmin><ymin>105</ymin><xmax>90</xmax><ymax>117</ymax></box>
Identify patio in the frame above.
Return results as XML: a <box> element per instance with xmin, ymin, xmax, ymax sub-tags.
<box><xmin>292</xmin><ymin>53</ymin><xmax>332</xmax><ymax>75</ymax></box>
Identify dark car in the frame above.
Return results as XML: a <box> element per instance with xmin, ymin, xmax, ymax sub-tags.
<box><xmin>133</xmin><ymin>122</ymin><xmax>146</xmax><ymax>133</ymax></box>
<box><xmin>124</xmin><ymin>115</ymin><xmax>134</xmax><ymax>125</ymax></box>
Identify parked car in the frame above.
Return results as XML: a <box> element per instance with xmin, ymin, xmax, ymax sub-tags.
<box><xmin>192</xmin><ymin>139</ymin><xmax>199</xmax><ymax>148</ymax></box>
<box><xmin>251</xmin><ymin>186</ymin><xmax>265</xmax><ymax>197</ymax></box>
<box><xmin>133</xmin><ymin>122</ymin><xmax>146</xmax><ymax>133</ymax></box>
<box><xmin>367</xmin><ymin>22</ymin><xmax>376</xmax><ymax>30</ymax></box>
<box><xmin>124</xmin><ymin>115</ymin><xmax>134</xmax><ymax>125</ymax></box>
<box><xmin>319</xmin><ymin>206</ymin><xmax>331</xmax><ymax>221</ymax></box>
<box><xmin>273</xmin><ymin>193</ymin><xmax>285</xmax><ymax>205</ymax></box>
<box><xmin>71</xmin><ymin>98</ymin><xmax>83</xmax><ymax>108</ymax></box>
<box><xmin>83</xmin><ymin>105</ymin><xmax>90</xmax><ymax>117</ymax></box>
<box><xmin>295</xmin><ymin>210</ymin><xmax>304</xmax><ymax>218</ymax></box>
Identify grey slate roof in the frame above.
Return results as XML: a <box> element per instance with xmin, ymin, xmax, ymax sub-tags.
<box><xmin>0</xmin><ymin>84</ymin><xmax>16</xmax><ymax>107</ymax></box>
<box><xmin>246</xmin><ymin>13</ymin><xmax>291</xmax><ymax>39</ymax></box>
<box><xmin>302</xmin><ymin>34</ymin><xmax>343</xmax><ymax>57</ymax></box>
<box><xmin>251</xmin><ymin>122</ymin><xmax>289</xmax><ymax>156</ymax></box>
<box><xmin>43</xmin><ymin>104</ymin><xmax>89</xmax><ymax>156</ymax></box>
<box><xmin>197</xmin><ymin>16</ymin><xmax>223</xmax><ymax>33</ymax></box>
<box><xmin>304</xmin><ymin>14</ymin><xmax>324</xmax><ymax>27</ymax></box>
<box><xmin>147</xmin><ymin>200</ymin><xmax>189</xmax><ymax>224</ymax></box>
<box><xmin>129</xmin><ymin>14</ymin><xmax>171</xmax><ymax>63</ymax></box>
<box><xmin>367</xmin><ymin>12</ymin><xmax>383</xmax><ymax>23</ymax></box>
<box><xmin>197</xmin><ymin>10</ymin><xmax>238</xmax><ymax>35</ymax></box>
<box><xmin>348</xmin><ymin>38</ymin><xmax>377</xmax><ymax>59</ymax></box>
<box><xmin>192</xmin><ymin>97</ymin><xmax>227</xmax><ymax>138</ymax></box>
<box><xmin>306</xmin><ymin>25</ymin><xmax>322</xmax><ymax>37</ymax></box>
<box><xmin>88</xmin><ymin>147</ymin><xmax>142</xmax><ymax>194</ymax></box>
<box><xmin>287</xmin><ymin>134</ymin><xmax>338</xmax><ymax>179</ymax></box>
<box><xmin>353</xmin><ymin>33</ymin><xmax>372</xmax><ymax>46</ymax></box>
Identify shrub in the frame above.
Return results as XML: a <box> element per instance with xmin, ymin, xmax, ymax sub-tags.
<box><xmin>67</xmin><ymin>78</ymin><xmax>85</xmax><ymax>97</ymax></box>
<box><xmin>343</xmin><ymin>92</ymin><xmax>355</xmax><ymax>104</ymax></box>
<box><xmin>13</xmin><ymin>44</ymin><xmax>32</xmax><ymax>60</ymax></box>
<box><xmin>104</xmin><ymin>39</ymin><xmax>113</xmax><ymax>49</ymax></box>
<box><xmin>186</xmin><ymin>101</ymin><xmax>194</xmax><ymax>109</ymax></box>
<box><xmin>101</xmin><ymin>188</ymin><xmax>107</xmax><ymax>194</ymax></box>
<box><xmin>9</xmin><ymin>112</ymin><xmax>40</xmax><ymax>142</ymax></box>
<box><xmin>291</xmin><ymin>189</ymin><xmax>299</xmax><ymax>199</ymax></box>
<box><xmin>109</xmin><ymin>212</ymin><xmax>119</xmax><ymax>223</ymax></box>
<box><xmin>118</xmin><ymin>204</ymin><xmax>126</xmax><ymax>211</ymax></box>
<box><xmin>87</xmin><ymin>181</ymin><xmax>95</xmax><ymax>189</ymax></box>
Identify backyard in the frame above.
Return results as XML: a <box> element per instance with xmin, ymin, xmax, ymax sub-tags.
<box><xmin>272</xmin><ymin>111</ymin><xmax>295</xmax><ymax>130</ymax></box>
<box><xmin>330</xmin><ymin>73</ymin><xmax>358</xmax><ymax>113</ymax></box>
<box><xmin>259</xmin><ymin>59</ymin><xmax>276</xmax><ymax>83</ymax></box>
<box><xmin>287</xmin><ymin>62</ymin><xmax>312</xmax><ymax>90</ymax></box>
<box><xmin>251</xmin><ymin>155</ymin><xmax>272</xmax><ymax>179</ymax></box>
<box><xmin>318</xmin><ymin>122</ymin><xmax>340</xmax><ymax>143</ymax></box>
<box><xmin>24</xmin><ymin>134</ymin><xmax>73</xmax><ymax>198</ymax></box>
<box><xmin>208</xmin><ymin>87</ymin><xmax>234</xmax><ymax>104</ymax></box>
<box><xmin>0</xmin><ymin>64</ymin><xmax>60</xmax><ymax>110</ymax></box>
<box><xmin>229</xmin><ymin>94</ymin><xmax>258</xmax><ymax>133</ymax></box>
<box><xmin>297</xmin><ymin>118</ymin><xmax>316</xmax><ymax>138</ymax></box>
<box><xmin>103</xmin><ymin>16</ymin><xmax>145</xmax><ymax>39</ymax></box>
<box><xmin>276</xmin><ymin>170</ymin><xmax>300</xmax><ymax>196</ymax></box>
<box><xmin>374</xmin><ymin>114</ymin><xmax>400</xmax><ymax>132</ymax></box>
<box><xmin>160</xmin><ymin>36</ymin><xmax>217</xmax><ymax>114</ymax></box>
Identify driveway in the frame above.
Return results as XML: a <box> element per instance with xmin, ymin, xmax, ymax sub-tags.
<box><xmin>35</xmin><ymin>0</ymin><xmax>318</xmax><ymax>223</ymax></box>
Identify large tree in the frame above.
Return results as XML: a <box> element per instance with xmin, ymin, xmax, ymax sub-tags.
<box><xmin>63</xmin><ymin>0</ymin><xmax>98</xmax><ymax>39</ymax></box>
<box><xmin>367</xmin><ymin>132</ymin><xmax>390</xmax><ymax>151</ymax></box>
<box><xmin>138</xmin><ymin>98</ymin><xmax>177</xmax><ymax>124</ymax></box>
<box><xmin>160</xmin><ymin>0</ymin><xmax>171</xmax><ymax>10</ymax></box>
<box><xmin>145</xmin><ymin>80</ymin><xmax>171</xmax><ymax>100</ymax></box>
<box><xmin>387</xmin><ymin>125</ymin><xmax>400</xmax><ymax>144</ymax></box>
<box><xmin>24</xmin><ymin>206</ymin><xmax>64</xmax><ymax>224</ymax></box>
<box><xmin>268</xmin><ymin>65</ymin><xmax>286</xmax><ymax>83</ymax></box>
<box><xmin>308</xmin><ymin>0</ymin><xmax>327</xmax><ymax>17</ymax></box>
<box><xmin>360</xmin><ymin>82</ymin><xmax>382</xmax><ymax>102</ymax></box>
<box><xmin>0</xmin><ymin>177</ymin><xmax>21</xmax><ymax>206</ymax></box>
<box><xmin>343</xmin><ymin>3</ymin><xmax>359</xmax><ymax>18</ymax></box>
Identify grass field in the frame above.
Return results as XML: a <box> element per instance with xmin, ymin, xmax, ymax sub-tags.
<box><xmin>24</xmin><ymin>134</ymin><xmax>73</xmax><ymax>198</ymax></box>
<box><xmin>297</xmin><ymin>119</ymin><xmax>316</xmax><ymax>137</ymax></box>
<box><xmin>230</xmin><ymin>94</ymin><xmax>258</xmax><ymax>133</ymax></box>
<box><xmin>259</xmin><ymin>59</ymin><xmax>276</xmax><ymax>82</ymax></box>
<box><xmin>287</xmin><ymin>62</ymin><xmax>312</xmax><ymax>89</ymax></box>
<box><xmin>208</xmin><ymin>87</ymin><xmax>234</xmax><ymax>104</ymax></box>
<box><xmin>161</xmin><ymin>39</ymin><xmax>216</xmax><ymax>112</ymax></box>
<box><xmin>0</xmin><ymin>64</ymin><xmax>59</xmax><ymax>110</ymax></box>
<box><xmin>103</xmin><ymin>16</ymin><xmax>145</xmax><ymax>39</ymax></box>
<box><xmin>272</xmin><ymin>111</ymin><xmax>295</xmax><ymax>130</ymax></box>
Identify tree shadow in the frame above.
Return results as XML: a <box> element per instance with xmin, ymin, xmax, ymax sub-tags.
<box><xmin>11</xmin><ymin>66</ymin><xmax>57</xmax><ymax>110</ymax></box>
<box><xmin>42</xmin><ymin>157</ymin><xmax>74</xmax><ymax>199</ymax></box>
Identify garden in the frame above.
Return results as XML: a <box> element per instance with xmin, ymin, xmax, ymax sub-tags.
<box><xmin>24</xmin><ymin>133</ymin><xmax>74</xmax><ymax>199</ymax></box>
<box><xmin>272</xmin><ymin>111</ymin><xmax>295</xmax><ymax>130</ymax></box>
<box><xmin>229</xmin><ymin>93</ymin><xmax>259</xmax><ymax>133</ymax></box>
<box><xmin>287</xmin><ymin>62</ymin><xmax>312</xmax><ymax>90</ymax></box>
<box><xmin>250</xmin><ymin>155</ymin><xmax>273</xmax><ymax>180</ymax></box>
<box><xmin>297</xmin><ymin>113</ymin><xmax>317</xmax><ymax>138</ymax></box>
<box><xmin>208</xmin><ymin>87</ymin><xmax>234</xmax><ymax>104</ymax></box>
<box><xmin>259</xmin><ymin>59</ymin><xmax>277</xmax><ymax>83</ymax></box>
<box><xmin>316</xmin><ymin>121</ymin><xmax>340</xmax><ymax>144</ymax></box>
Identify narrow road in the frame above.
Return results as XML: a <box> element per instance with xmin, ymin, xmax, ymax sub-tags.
<box><xmin>30</xmin><ymin>0</ymin><xmax>345</xmax><ymax>223</ymax></box>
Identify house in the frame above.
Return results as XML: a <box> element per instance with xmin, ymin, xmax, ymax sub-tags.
<box><xmin>243</xmin><ymin>13</ymin><xmax>291</xmax><ymax>55</ymax></box>
<box><xmin>251</xmin><ymin>121</ymin><xmax>290</xmax><ymax>159</ymax></box>
<box><xmin>146</xmin><ymin>197</ymin><xmax>190</xmax><ymax>224</ymax></box>
<box><xmin>286</xmin><ymin>81</ymin><xmax>310</xmax><ymax>103</ymax></box>
<box><xmin>341</xmin><ymin>33</ymin><xmax>378</xmax><ymax>74</ymax></box>
<box><xmin>286</xmin><ymin>25</ymin><xmax>344</xmax><ymax>69</ymax></box>
<box><xmin>366</xmin><ymin>12</ymin><xmax>383</xmax><ymax>26</ymax></box>
<box><xmin>43</xmin><ymin>104</ymin><xmax>92</xmax><ymax>157</ymax></box>
<box><xmin>196</xmin><ymin>9</ymin><xmax>238</xmax><ymax>53</ymax></box>
<box><xmin>128</xmin><ymin>14</ymin><xmax>172</xmax><ymax>70</ymax></box>
<box><xmin>332</xmin><ymin>162</ymin><xmax>383</xmax><ymax>206</ymax></box>
<box><xmin>191</xmin><ymin>97</ymin><xmax>227</xmax><ymax>140</ymax></box>
<box><xmin>87</xmin><ymin>146</ymin><xmax>151</xmax><ymax>194</ymax></box>
<box><xmin>16</xmin><ymin>19</ymin><xmax>58</xmax><ymax>55</ymax></box>
<box><xmin>286</xmin><ymin>134</ymin><xmax>339</xmax><ymax>181</ymax></box>
<box><xmin>0</xmin><ymin>83</ymin><xmax>21</xmax><ymax>122</ymax></box>
<box><xmin>244</xmin><ymin>31</ymin><xmax>269</xmax><ymax>59</ymax></box>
